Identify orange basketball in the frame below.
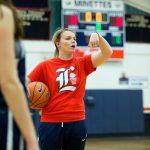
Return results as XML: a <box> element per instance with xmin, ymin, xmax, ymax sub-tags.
<box><xmin>27</xmin><ymin>81</ymin><xmax>50</xmax><ymax>109</ymax></box>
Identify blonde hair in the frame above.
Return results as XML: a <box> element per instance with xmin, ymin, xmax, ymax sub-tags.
<box><xmin>52</xmin><ymin>28</ymin><xmax>74</xmax><ymax>57</ymax></box>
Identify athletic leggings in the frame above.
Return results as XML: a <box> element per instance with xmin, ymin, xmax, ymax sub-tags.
<box><xmin>38</xmin><ymin>120</ymin><xmax>87</xmax><ymax>150</ymax></box>
<box><xmin>0</xmin><ymin>106</ymin><xmax>25</xmax><ymax>150</ymax></box>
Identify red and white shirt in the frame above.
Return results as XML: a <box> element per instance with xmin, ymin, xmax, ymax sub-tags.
<box><xmin>28</xmin><ymin>54</ymin><xmax>96</xmax><ymax>122</ymax></box>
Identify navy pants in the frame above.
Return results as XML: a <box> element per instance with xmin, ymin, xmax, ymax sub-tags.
<box><xmin>0</xmin><ymin>105</ymin><xmax>25</xmax><ymax>150</ymax></box>
<box><xmin>38</xmin><ymin>120</ymin><xmax>87</xmax><ymax>150</ymax></box>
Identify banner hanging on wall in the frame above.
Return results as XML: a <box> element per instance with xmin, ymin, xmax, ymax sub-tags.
<box><xmin>126</xmin><ymin>14</ymin><xmax>150</xmax><ymax>43</ymax></box>
<box><xmin>13</xmin><ymin>0</ymin><xmax>48</xmax><ymax>8</ymax></box>
<box><xmin>17</xmin><ymin>8</ymin><xmax>51</xmax><ymax>40</ymax></box>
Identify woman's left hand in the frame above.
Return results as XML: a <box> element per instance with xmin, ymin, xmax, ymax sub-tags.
<box><xmin>88</xmin><ymin>33</ymin><xmax>100</xmax><ymax>48</ymax></box>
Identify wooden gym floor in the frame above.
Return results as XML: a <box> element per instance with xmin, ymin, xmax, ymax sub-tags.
<box><xmin>85</xmin><ymin>137</ymin><xmax>150</xmax><ymax>150</ymax></box>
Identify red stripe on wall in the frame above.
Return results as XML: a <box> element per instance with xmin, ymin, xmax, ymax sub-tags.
<box><xmin>144</xmin><ymin>107</ymin><xmax>150</xmax><ymax>110</ymax></box>
<box><xmin>111</xmin><ymin>50</ymin><xmax>124</xmax><ymax>59</ymax></box>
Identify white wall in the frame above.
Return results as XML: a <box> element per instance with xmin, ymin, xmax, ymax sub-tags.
<box><xmin>23</xmin><ymin>40</ymin><xmax>55</xmax><ymax>74</ymax></box>
<box><xmin>23</xmin><ymin>40</ymin><xmax>150</xmax><ymax>113</ymax></box>
<box><xmin>87</xmin><ymin>43</ymin><xmax>150</xmax><ymax>113</ymax></box>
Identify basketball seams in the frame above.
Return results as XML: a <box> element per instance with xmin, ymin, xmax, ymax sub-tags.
<box><xmin>34</xmin><ymin>99</ymin><xmax>49</xmax><ymax>108</ymax></box>
<box><xmin>31</xmin><ymin>82</ymin><xmax>38</xmax><ymax>101</ymax></box>
<box><xmin>31</xmin><ymin>84</ymin><xmax>47</xmax><ymax>106</ymax></box>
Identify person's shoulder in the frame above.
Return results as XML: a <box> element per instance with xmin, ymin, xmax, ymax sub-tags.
<box><xmin>0</xmin><ymin>5</ymin><xmax>13</xmax><ymax>20</ymax></box>
<box><xmin>39</xmin><ymin>58</ymin><xmax>54</xmax><ymax>65</ymax></box>
<box><xmin>0</xmin><ymin>5</ymin><xmax>14</xmax><ymax>31</ymax></box>
<box><xmin>0</xmin><ymin>6</ymin><xmax>14</xmax><ymax>47</ymax></box>
<box><xmin>36</xmin><ymin>58</ymin><xmax>57</xmax><ymax>69</ymax></box>
<box><xmin>48</xmin><ymin>57</ymin><xmax>61</xmax><ymax>63</ymax></box>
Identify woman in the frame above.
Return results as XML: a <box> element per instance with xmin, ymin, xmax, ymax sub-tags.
<box><xmin>0</xmin><ymin>0</ymin><xmax>39</xmax><ymax>150</ymax></box>
<box><xmin>27</xmin><ymin>28</ymin><xmax>112</xmax><ymax>150</ymax></box>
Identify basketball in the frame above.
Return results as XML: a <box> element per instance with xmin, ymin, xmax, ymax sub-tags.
<box><xmin>27</xmin><ymin>81</ymin><xmax>50</xmax><ymax>109</ymax></box>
